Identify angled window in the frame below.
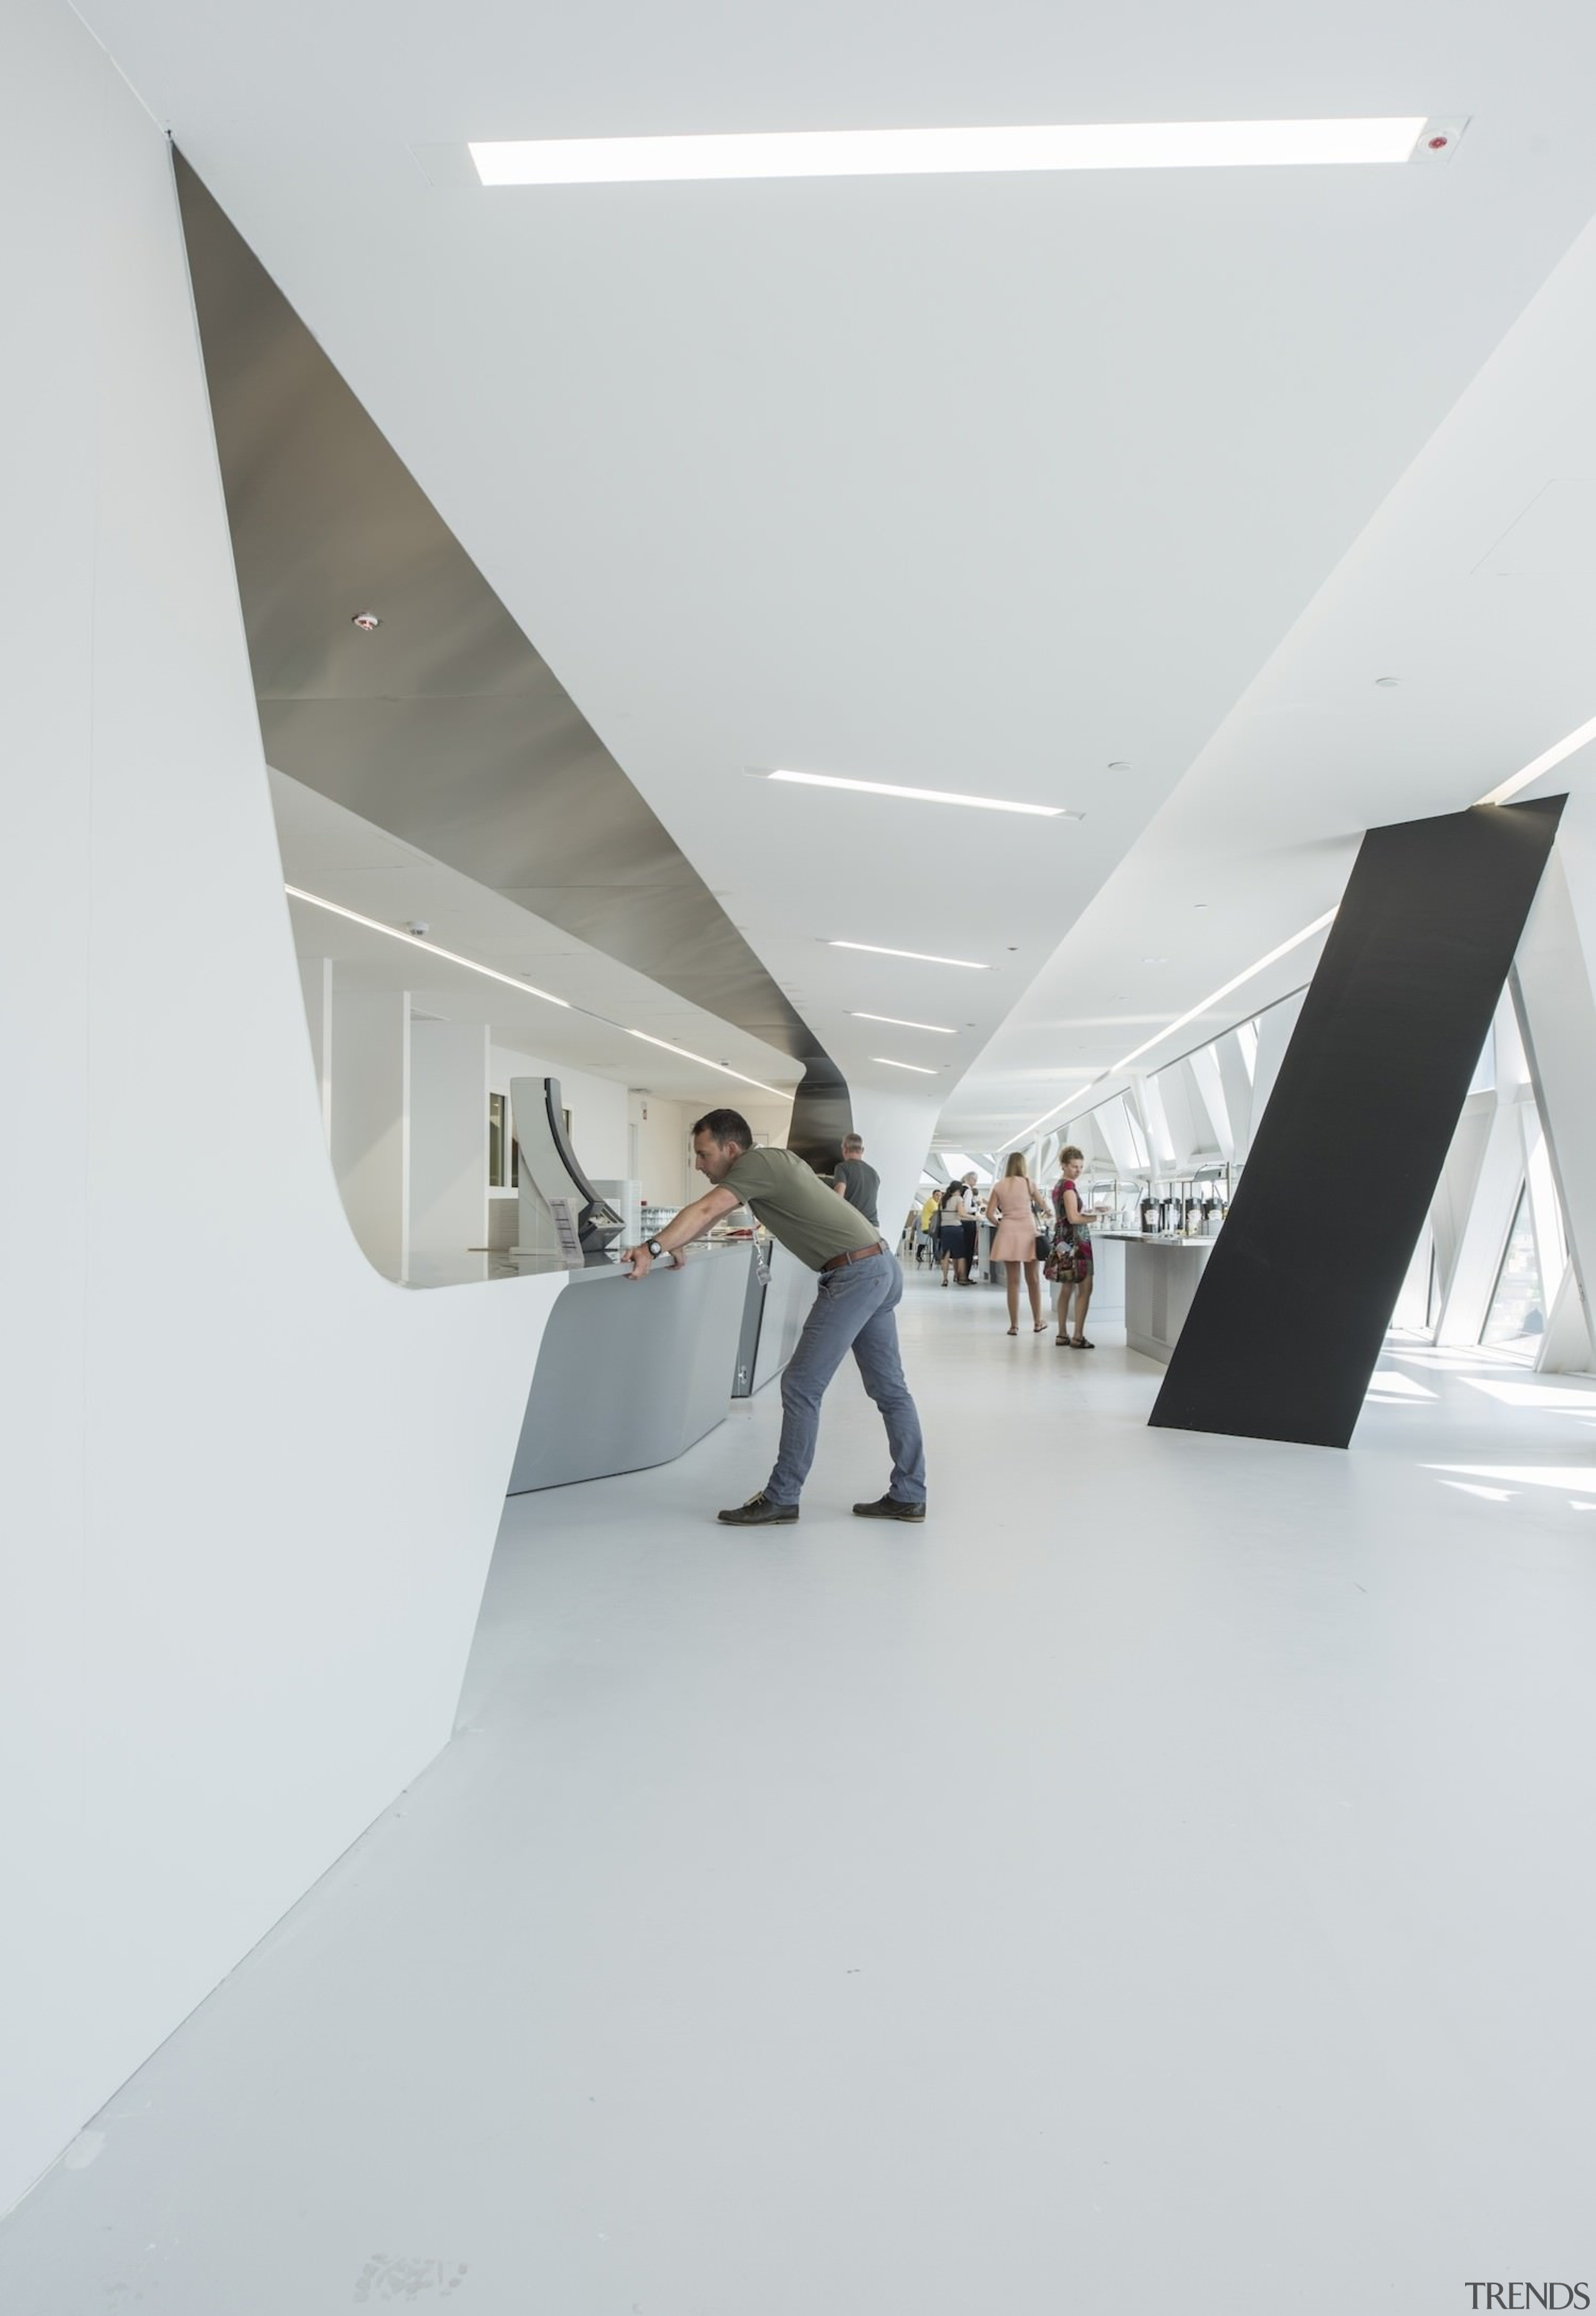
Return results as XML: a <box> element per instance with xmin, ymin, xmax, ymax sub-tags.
<box><xmin>1480</xmin><ymin>1184</ymin><xmax>1546</xmax><ymax>1355</ymax></box>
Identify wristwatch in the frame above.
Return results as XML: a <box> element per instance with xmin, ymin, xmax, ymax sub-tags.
<box><xmin>645</xmin><ymin>1238</ymin><xmax>666</xmax><ymax>1261</ymax></box>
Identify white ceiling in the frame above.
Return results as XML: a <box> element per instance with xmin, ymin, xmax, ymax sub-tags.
<box><xmin>272</xmin><ymin>770</ymin><xmax>800</xmax><ymax>1107</ymax></box>
<box><xmin>79</xmin><ymin>0</ymin><xmax>1596</xmax><ymax>1142</ymax></box>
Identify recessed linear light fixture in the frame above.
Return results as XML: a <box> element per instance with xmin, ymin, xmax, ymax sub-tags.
<box><xmin>850</xmin><ymin>1011</ymin><xmax>956</xmax><ymax>1034</ymax></box>
<box><xmin>1006</xmin><ymin>703</ymin><xmax>1596</xmax><ymax>1151</ymax></box>
<box><xmin>1478</xmin><ymin>710</ymin><xmax>1596</xmax><ymax>807</ymax></box>
<box><xmin>627</xmin><ymin>1029</ymin><xmax>786</xmax><ymax>1097</ymax></box>
<box><xmin>469</xmin><ymin>118</ymin><xmax>1432</xmax><ymax>188</ymax></box>
<box><xmin>769</xmin><ymin>770</ymin><xmax>1077</xmax><ymax>818</ymax></box>
<box><xmin>1011</xmin><ymin>911</ymin><xmax>1338</xmax><ymax>1144</ymax></box>
<box><xmin>284</xmin><ymin>885</ymin><xmax>569</xmax><ymax>1007</ymax></box>
<box><xmin>873</xmin><ymin>1057</ymin><xmax>939</xmax><ymax>1075</ymax></box>
<box><xmin>830</xmin><ymin>941</ymin><xmax>991</xmax><ymax>969</ymax></box>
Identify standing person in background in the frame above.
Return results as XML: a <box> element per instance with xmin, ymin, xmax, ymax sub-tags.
<box><xmin>958</xmin><ymin>1171</ymin><xmax>981</xmax><ymax>1284</ymax></box>
<box><xmin>618</xmin><ymin>1110</ymin><xmax>926</xmax><ymax>1526</ymax></box>
<box><xmin>1050</xmin><ymin>1146</ymin><xmax>1104</xmax><ymax>1349</ymax></box>
<box><xmin>986</xmin><ymin>1153</ymin><xmax>1051</xmax><ymax>1335</ymax></box>
<box><xmin>915</xmin><ymin>1186</ymin><xmax>940</xmax><ymax>1266</ymax></box>
<box><xmin>936</xmin><ymin>1180</ymin><xmax>971</xmax><ymax>1287</ymax></box>
<box><xmin>832</xmin><ymin>1133</ymin><xmax>880</xmax><ymax>1231</ymax></box>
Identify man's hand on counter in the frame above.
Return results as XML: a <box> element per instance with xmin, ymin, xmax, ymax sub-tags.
<box><xmin>620</xmin><ymin>1183</ymin><xmax>743</xmax><ymax>1278</ymax></box>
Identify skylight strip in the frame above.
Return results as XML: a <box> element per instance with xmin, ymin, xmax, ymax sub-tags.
<box><xmin>1009</xmin><ymin>912</ymin><xmax>1338</xmax><ymax>1143</ymax></box>
<box><xmin>471</xmin><ymin>119</ymin><xmax>1427</xmax><ymax>188</ymax></box>
<box><xmin>873</xmin><ymin>1057</ymin><xmax>939</xmax><ymax>1075</ymax></box>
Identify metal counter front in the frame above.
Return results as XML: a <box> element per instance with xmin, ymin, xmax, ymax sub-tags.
<box><xmin>507</xmin><ymin>1240</ymin><xmax>814</xmax><ymax>1494</ymax></box>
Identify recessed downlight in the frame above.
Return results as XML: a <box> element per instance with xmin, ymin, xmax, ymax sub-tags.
<box><xmin>769</xmin><ymin>769</ymin><xmax>1075</xmax><ymax>818</ymax></box>
<box><xmin>470</xmin><ymin>118</ymin><xmax>1430</xmax><ymax>188</ymax></box>
<box><xmin>849</xmin><ymin>1012</ymin><xmax>956</xmax><ymax>1034</ymax></box>
<box><xmin>351</xmin><ymin>612</ymin><xmax>382</xmax><ymax>632</ymax></box>
<box><xmin>830</xmin><ymin>941</ymin><xmax>991</xmax><ymax>969</ymax></box>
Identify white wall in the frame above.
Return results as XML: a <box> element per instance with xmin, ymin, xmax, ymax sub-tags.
<box><xmin>331</xmin><ymin>987</ymin><xmax>410</xmax><ymax>1278</ymax></box>
<box><xmin>630</xmin><ymin>1092</ymin><xmax>796</xmax><ymax>1210</ymax></box>
<box><xmin>491</xmin><ymin>1044</ymin><xmax>631</xmax><ymax>1181</ymax></box>
<box><xmin>411</xmin><ymin>1021</ymin><xmax>489</xmax><ymax>1264</ymax></box>
<box><xmin>0</xmin><ymin>0</ymin><xmax>565</xmax><ymax>2215</ymax></box>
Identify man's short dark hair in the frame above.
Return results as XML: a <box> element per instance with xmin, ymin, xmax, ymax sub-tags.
<box><xmin>842</xmin><ymin>1134</ymin><xmax>864</xmax><ymax>1153</ymax></box>
<box><xmin>691</xmin><ymin>1108</ymin><xmax>753</xmax><ymax>1150</ymax></box>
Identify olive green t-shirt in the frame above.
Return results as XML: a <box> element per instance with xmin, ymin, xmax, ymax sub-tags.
<box><xmin>722</xmin><ymin>1146</ymin><xmax>882</xmax><ymax>1272</ymax></box>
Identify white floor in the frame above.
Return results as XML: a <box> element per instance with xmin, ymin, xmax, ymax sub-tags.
<box><xmin>6</xmin><ymin>1271</ymin><xmax>1596</xmax><ymax>2314</ymax></box>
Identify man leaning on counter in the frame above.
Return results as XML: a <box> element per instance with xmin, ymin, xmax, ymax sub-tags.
<box><xmin>619</xmin><ymin>1109</ymin><xmax>926</xmax><ymax>1528</ymax></box>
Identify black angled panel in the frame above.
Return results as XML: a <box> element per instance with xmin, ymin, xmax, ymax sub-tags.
<box><xmin>1150</xmin><ymin>798</ymin><xmax>1564</xmax><ymax>1449</ymax></box>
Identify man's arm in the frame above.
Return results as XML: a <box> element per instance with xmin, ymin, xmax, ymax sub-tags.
<box><xmin>618</xmin><ymin>1184</ymin><xmax>742</xmax><ymax>1278</ymax></box>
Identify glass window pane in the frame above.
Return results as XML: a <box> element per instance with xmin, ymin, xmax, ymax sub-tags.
<box><xmin>1481</xmin><ymin>1184</ymin><xmax>1546</xmax><ymax>1355</ymax></box>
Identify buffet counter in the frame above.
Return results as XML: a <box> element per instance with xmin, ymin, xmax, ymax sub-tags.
<box><xmin>1097</xmin><ymin>1231</ymin><xmax>1218</xmax><ymax>1365</ymax></box>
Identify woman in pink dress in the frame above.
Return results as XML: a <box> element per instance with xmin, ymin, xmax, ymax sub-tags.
<box><xmin>986</xmin><ymin>1153</ymin><xmax>1050</xmax><ymax>1335</ymax></box>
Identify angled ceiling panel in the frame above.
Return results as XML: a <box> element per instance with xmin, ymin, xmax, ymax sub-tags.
<box><xmin>173</xmin><ymin>151</ymin><xmax>848</xmax><ymax>1161</ymax></box>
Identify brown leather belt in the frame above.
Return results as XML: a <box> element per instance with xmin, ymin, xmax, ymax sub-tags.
<box><xmin>821</xmin><ymin>1240</ymin><xmax>887</xmax><ymax>1272</ymax></box>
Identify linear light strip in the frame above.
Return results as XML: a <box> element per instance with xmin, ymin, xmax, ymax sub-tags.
<box><xmin>285</xmin><ymin>885</ymin><xmax>570</xmax><ymax>1007</ymax></box>
<box><xmin>1011</xmin><ymin>912</ymin><xmax>1337</xmax><ymax>1144</ymax></box>
<box><xmin>287</xmin><ymin>884</ymin><xmax>798</xmax><ymax>1094</ymax></box>
<box><xmin>873</xmin><ymin>1056</ymin><xmax>939</xmax><ymax>1075</ymax></box>
<box><xmin>771</xmin><ymin>770</ymin><xmax>1071</xmax><ymax>817</ymax></box>
<box><xmin>1478</xmin><ymin>712</ymin><xmax>1596</xmax><ymax>807</ymax></box>
<box><xmin>471</xmin><ymin>118</ymin><xmax>1427</xmax><ymax>188</ymax></box>
<box><xmin>850</xmin><ymin>1011</ymin><xmax>956</xmax><ymax>1033</ymax></box>
<box><xmin>831</xmin><ymin>940</ymin><xmax>990</xmax><ymax>969</ymax></box>
<box><xmin>627</xmin><ymin>1030</ymin><xmax>787</xmax><ymax>1097</ymax></box>
<box><xmin>1001</xmin><ymin>711</ymin><xmax>1596</xmax><ymax>1152</ymax></box>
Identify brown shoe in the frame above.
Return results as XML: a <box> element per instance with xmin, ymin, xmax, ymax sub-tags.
<box><xmin>852</xmin><ymin>1495</ymin><xmax>926</xmax><ymax>1523</ymax></box>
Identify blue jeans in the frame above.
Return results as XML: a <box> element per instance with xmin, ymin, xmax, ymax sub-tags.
<box><xmin>766</xmin><ymin>1250</ymin><xmax>926</xmax><ymax>1506</ymax></box>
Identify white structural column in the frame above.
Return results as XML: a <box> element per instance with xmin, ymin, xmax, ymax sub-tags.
<box><xmin>847</xmin><ymin>1082</ymin><xmax>942</xmax><ymax>1242</ymax></box>
<box><xmin>297</xmin><ymin>956</ymin><xmax>333</xmax><ymax>1142</ymax></box>
<box><xmin>0</xmin><ymin>0</ymin><xmax>567</xmax><ymax>2218</ymax></box>
<box><xmin>330</xmin><ymin>986</ymin><xmax>411</xmax><ymax>1279</ymax></box>
<box><xmin>1216</xmin><ymin>1026</ymin><xmax>1257</xmax><ymax>1162</ymax></box>
<box><xmin>1512</xmin><ymin>843</ymin><xmax>1596</xmax><ymax>1358</ymax></box>
<box><xmin>409</xmin><ymin>1021</ymin><xmax>489</xmax><ymax>1268</ymax></box>
<box><xmin>1247</xmin><ymin>990</ymin><xmax>1305</xmax><ymax>1135</ymax></box>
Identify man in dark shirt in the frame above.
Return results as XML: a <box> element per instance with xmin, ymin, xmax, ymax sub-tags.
<box><xmin>831</xmin><ymin>1133</ymin><xmax>881</xmax><ymax>1229</ymax></box>
<box><xmin>618</xmin><ymin>1109</ymin><xmax>925</xmax><ymax>1527</ymax></box>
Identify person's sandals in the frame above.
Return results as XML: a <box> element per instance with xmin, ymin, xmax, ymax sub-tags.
<box><xmin>1032</xmin><ymin>1322</ymin><xmax>1047</xmax><ymax>1333</ymax></box>
<box><xmin>1055</xmin><ymin>1333</ymin><xmax>1072</xmax><ymax>1347</ymax></box>
<box><xmin>1072</xmin><ymin>1337</ymin><xmax>1095</xmax><ymax>1350</ymax></box>
<box><xmin>1006</xmin><ymin>1324</ymin><xmax>1018</xmax><ymax>1335</ymax></box>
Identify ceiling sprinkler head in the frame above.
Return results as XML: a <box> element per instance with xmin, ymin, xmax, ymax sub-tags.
<box><xmin>352</xmin><ymin>611</ymin><xmax>382</xmax><ymax>632</ymax></box>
